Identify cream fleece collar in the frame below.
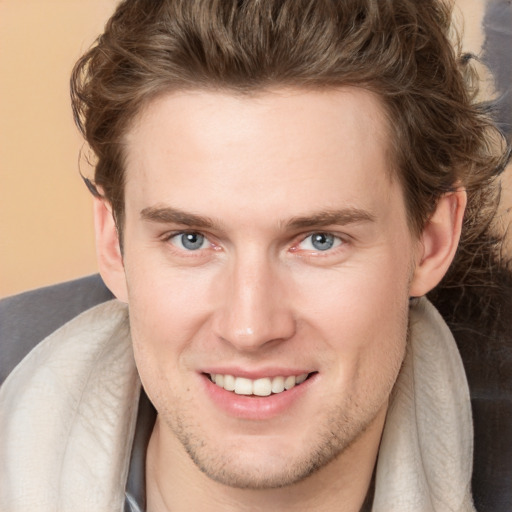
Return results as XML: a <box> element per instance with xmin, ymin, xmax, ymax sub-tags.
<box><xmin>0</xmin><ymin>298</ymin><xmax>475</xmax><ymax>511</ymax></box>
<box><xmin>0</xmin><ymin>301</ymin><xmax>140</xmax><ymax>511</ymax></box>
<box><xmin>373</xmin><ymin>298</ymin><xmax>475</xmax><ymax>512</ymax></box>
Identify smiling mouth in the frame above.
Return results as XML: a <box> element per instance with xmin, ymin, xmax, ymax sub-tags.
<box><xmin>207</xmin><ymin>372</ymin><xmax>315</xmax><ymax>396</ymax></box>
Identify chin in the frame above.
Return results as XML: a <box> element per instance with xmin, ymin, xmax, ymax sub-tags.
<box><xmin>190</xmin><ymin>449</ymin><xmax>326</xmax><ymax>490</ymax></box>
<box><xmin>167</xmin><ymin>404</ymin><xmax>379</xmax><ymax>490</ymax></box>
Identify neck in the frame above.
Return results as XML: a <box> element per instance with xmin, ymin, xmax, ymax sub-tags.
<box><xmin>146</xmin><ymin>407</ymin><xmax>385</xmax><ymax>512</ymax></box>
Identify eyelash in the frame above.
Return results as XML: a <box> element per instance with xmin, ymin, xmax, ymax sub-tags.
<box><xmin>162</xmin><ymin>230</ymin><xmax>348</xmax><ymax>257</ymax></box>
<box><xmin>164</xmin><ymin>231</ymin><xmax>217</xmax><ymax>253</ymax></box>
<box><xmin>294</xmin><ymin>232</ymin><xmax>344</xmax><ymax>253</ymax></box>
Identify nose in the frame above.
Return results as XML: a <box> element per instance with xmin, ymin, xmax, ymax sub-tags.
<box><xmin>212</xmin><ymin>254</ymin><xmax>296</xmax><ymax>352</ymax></box>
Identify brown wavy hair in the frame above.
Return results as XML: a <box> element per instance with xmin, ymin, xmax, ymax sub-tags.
<box><xmin>71</xmin><ymin>0</ymin><xmax>510</xmax><ymax>327</ymax></box>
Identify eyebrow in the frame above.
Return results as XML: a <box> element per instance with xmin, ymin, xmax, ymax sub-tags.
<box><xmin>140</xmin><ymin>206</ymin><xmax>215</xmax><ymax>228</ymax></box>
<box><xmin>285</xmin><ymin>208</ymin><xmax>376</xmax><ymax>230</ymax></box>
<box><xmin>140</xmin><ymin>205</ymin><xmax>376</xmax><ymax>230</ymax></box>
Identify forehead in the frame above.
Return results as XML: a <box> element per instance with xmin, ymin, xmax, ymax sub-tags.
<box><xmin>122</xmin><ymin>87</ymin><xmax>402</xmax><ymax>226</ymax></box>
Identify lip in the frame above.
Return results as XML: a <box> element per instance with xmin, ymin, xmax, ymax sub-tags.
<box><xmin>202</xmin><ymin>366</ymin><xmax>312</xmax><ymax>380</ymax></box>
<box><xmin>200</xmin><ymin>370</ymin><xmax>318</xmax><ymax>421</ymax></box>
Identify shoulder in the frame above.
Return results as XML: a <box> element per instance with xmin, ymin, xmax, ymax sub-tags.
<box><xmin>0</xmin><ymin>297</ymin><xmax>139</xmax><ymax>511</ymax></box>
<box><xmin>0</xmin><ymin>274</ymin><xmax>113</xmax><ymax>385</ymax></box>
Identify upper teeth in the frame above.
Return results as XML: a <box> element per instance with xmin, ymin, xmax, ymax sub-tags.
<box><xmin>209</xmin><ymin>373</ymin><xmax>308</xmax><ymax>396</ymax></box>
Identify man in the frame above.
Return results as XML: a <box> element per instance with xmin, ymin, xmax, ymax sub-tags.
<box><xmin>0</xmin><ymin>1</ymin><xmax>509</xmax><ymax>511</ymax></box>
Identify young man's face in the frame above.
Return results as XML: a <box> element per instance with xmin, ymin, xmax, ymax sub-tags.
<box><xmin>107</xmin><ymin>88</ymin><xmax>427</xmax><ymax>488</ymax></box>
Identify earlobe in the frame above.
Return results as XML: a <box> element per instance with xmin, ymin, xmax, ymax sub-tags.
<box><xmin>93</xmin><ymin>196</ymin><xmax>128</xmax><ymax>302</ymax></box>
<box><xmin>409</xmin><ymin>189</ymin><xmax>467</xmax><ymax>297</ymax></box>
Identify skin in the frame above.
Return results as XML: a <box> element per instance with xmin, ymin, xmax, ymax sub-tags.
<box><xmin>94</xmin><ymin>88</ymin><xmax>466</xmax><ymax>511</ymax></box>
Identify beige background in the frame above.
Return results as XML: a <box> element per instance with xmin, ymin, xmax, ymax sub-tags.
<box><xmin>1</xmin><ymin>0</ymin><xmax>510</xmax><ymax>298</ymax></box>
<box><xmin>0</xmin><ymin>1</ymin><xmax>118</xmax><ymax>297</ymax></box>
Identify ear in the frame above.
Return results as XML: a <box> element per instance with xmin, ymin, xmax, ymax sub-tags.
<box><xmin>93</xmin><ymin>196</ymin><xmax>128</xmax><ymax>302</ymax></box>
<box><xmin>409</xmin><ymin>189</ymin><xmax>467</xmax><ymax>297</ymax></box>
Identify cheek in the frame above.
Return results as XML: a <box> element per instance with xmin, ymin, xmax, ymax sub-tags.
<box><xmin>298</xmin><ymin>255</ymin><xmax>411</xmax><ymax>382</ymax></box>
<box><xmin>124</xmin><ymin>257</ymin><xmax>218</xmax><ymax>371</ymax></box>
<box><xmin>300</xmin><ymin>255</ymin><xmax>411</xmax><ymax>331</ymax></box>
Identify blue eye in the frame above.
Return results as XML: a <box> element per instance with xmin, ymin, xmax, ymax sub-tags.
<box><xmin>170</xmin><ymin>232</ymin><xmax>209</xmax><ymax>251</ymax></box>
<box><xmin>299</xmin><ymin>232</ymin><xmax>342</xmax><ymax>251</ymax></box>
